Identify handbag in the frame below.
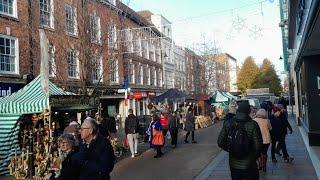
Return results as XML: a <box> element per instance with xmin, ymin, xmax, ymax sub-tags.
<box><xmin>152</xmin><ymin>129</ymin><xmax>164</xmax><ymax>145</ymax></box>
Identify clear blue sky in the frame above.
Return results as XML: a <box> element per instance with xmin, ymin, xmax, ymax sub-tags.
<box><xmin>127</xmin><ymin>0</ymin><xmax>284</xmax><ymax>78</ymax></box>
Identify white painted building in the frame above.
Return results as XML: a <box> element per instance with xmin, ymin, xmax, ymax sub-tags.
<box><xmin>138</xmin><ymin>11</ymin><xmax>175</xmax><ymax>89</ymax></box>
<box><xmin>173</xmin><ymin>44</ymin><xmax>186</xmax><ymax>91</ymax></box>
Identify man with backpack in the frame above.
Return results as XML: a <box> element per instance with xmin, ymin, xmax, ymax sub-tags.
<box><xmin>218</xmin><ymin>100</ymin><xmax>263</xmax><ymax>180</ymax></box>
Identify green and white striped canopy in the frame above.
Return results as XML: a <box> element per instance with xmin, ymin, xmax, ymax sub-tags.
<box><xmin>0</xmin><ymin>75</ymin><xmax>74</xmax><ymax>115</ymax></box>
<box><xmin>0</xmin><ymin>75</ymin><xmax>74</xmax><ymax>175</ymax></box>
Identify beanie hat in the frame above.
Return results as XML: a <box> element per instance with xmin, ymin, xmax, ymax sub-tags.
<box><xmin>273</xmin><ymin>106</ymin><xmax>281</xmax><ymax>113</ymax></box>
<box><xmin>256</xmin><ymin>109</ymin><xmax>267</xmax><ymax>118</ymax></box>
<box><xmin>237</xmin><ymin>100</ymin><xmax>250</xmax><ymax>114</ymax></box>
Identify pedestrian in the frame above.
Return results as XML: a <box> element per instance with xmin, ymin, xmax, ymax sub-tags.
<box><xmin>160</xmin><ymin>112</ymin><xmax>169</xmax><ymax>138</ymax></box>
<box><xmin>73</xmin><ymin>117</ymin><xmax>115</xmax><ymax>180</ymax></box>
<box><xmin>148</xmin><ymin>113</ymin><xmax>164</xmax><ymax>158</ymax></box>
<box><xmin>184</xmin><ymin>108</ymin><xmax>197</xmax><ymax>144</ymax></box>
<box><xmin>125</xmin><ymin>109</ymin><xmax>139</xmax><ymax>158</ymax></box>
<box><xmin>218</xmin><ymin>100</ymin><xmax>263</xmax><ymax>180</ymax></box>
<box><xmin>224</xmin><ymin>102</ymin><xmax>237</xmax><ymax>126</ymax></box>
<box><xmin>168</xmin><ymin>111</ymin><xmax>179</xmax><ymax>148</ymax></box>
<box><xmin>254</xmin><ymin>109</ymin><xmax>272</xmax><ymax>172</ymax></box>
<box><xmin>269</xmin><ymin>106</ymin><xmax>293</xmax><ymax>163</ymax></box>
<box><xmin>211</xmin><ymin>104</ymin><xmax>218</xmax><ymax>123</ymax></box>
<box><xmin>47</xmin><ymin>133</ymin><xmax>79</xmax><ymax>180</ymax></box>
<box><xmin>63</xmin><ymin>121</ymin><xmax>81</xmax><ymax>148</ymax></box>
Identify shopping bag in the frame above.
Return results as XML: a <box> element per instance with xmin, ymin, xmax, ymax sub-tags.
<box><xmin>166</xmin><ymin>131</ymin><xmax>171</xmax><ymax>140</ymax></box>
<box><xmin>123</xmin><ymin>137</ymin><xmax>129</xmax><ymax>148</ymax></box>
<box><xmin>152</xmin><ymin>130</ymin><xmax>164</xmax><ymax>145</ymax></box>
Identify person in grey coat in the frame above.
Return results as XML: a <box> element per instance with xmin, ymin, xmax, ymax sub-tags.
<box><xmin>184</xmin><ymin>108</ymin><xmax>197</xmax><ymax>143</ymax></box>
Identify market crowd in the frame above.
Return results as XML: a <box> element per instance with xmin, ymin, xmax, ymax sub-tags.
<box><xmin>218</xmin><ymin>97</ymin><xmax>293</xmax><ymax>180</ymax></box>
<box><xmin>47</xmin><ymin>105</ymin><xmax>197</xmax><ymax>180</ymax></box>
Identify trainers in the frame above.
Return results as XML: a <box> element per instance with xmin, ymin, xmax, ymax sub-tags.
<box><xmin>184</xmin><ymin>140</ymin><xmax>189</xmax><ymax>143</ymax></box>
<box><xmin>284</xmin><ymin>157</ymin><xmax>294</xmax><ymax>163</ymax></box>
<box><xmin>131</xmin><ymin>155</ymin><xmax>135</xmax><ymax>158</ymax></box>
<box><xmin>192</xmin><ymin>141</ymin><xmax>197</xmax><ymax>144</ymax></box>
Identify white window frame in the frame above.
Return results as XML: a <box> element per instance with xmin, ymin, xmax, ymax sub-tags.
<box><xmin>65</xmin><ymin>4</ymin><xmax>77</xmax><ymax>36</ymax></box>
<box><xmin>67</xmin><ymin>49</ymin><xmax>79</xmax><ymax>79</ymax></box>
<box><xmin>110</xmin><ymin>58</ymin><xmax>119</xmax><ymax>83</ymax></box>
<box><xmin>128</xmin><ymin>60</ymin><xmax>135</xmax><ymax>84</ymax></box>
<box><xmin>0</xmin><ymin>34</ymin><xmax>19</xmax><ymax>75</ymax></box>
<box><xmin>0</xmin><ymin>0</ymin><xmax>17</xmax><ymax>18</ymax></box>
<box><xmin>48</xmin><ymin>44</ymin><xmax>56</xmax><ymax>77</ymax></box>
<box><xmin>92</xmin><ymin>55</ymin><xmax>102</xmax><ymax>83</ymax></box>
<box><xmin>140</xmin><ymin>65</ymin><xmax>144</xmax><ymax>85</ymax></box>
<box><xmin>124</xmin><ymin>29</ymin><xmax>133</xmax><ymax>52</ymax></box>
<box><xmin>108</xmin><ymin>21</ymin><xmax>117</xmax><ymax>49</ymax></box>
<box><xmin>153</xmin><ymin>68</ymin><xmax>157</xmax><ymax>86</ymax></box>
<box><xmin>90</xmin><ymin>14</ymin><xmax>101</xmax><ymax>44</ymax></box>
<box><xmin>147</xmin><ymin>66</ymin><xmax>151</xmax><ymax>85</ymax></box>
<box><xmin>39</xmin><ymin>0</ymin><xmax>54</xmax><ymax>29</ymax></box>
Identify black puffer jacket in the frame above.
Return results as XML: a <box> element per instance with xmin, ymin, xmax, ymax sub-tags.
<box><xmin>218</xmin><ymin>112</ymin><xmax>263</xmax><ymax>170</ymax></box>
<box><xmin>125</xmin><ymin>114</ymin><xmax>139</xmax><ymax>134</ymax></box>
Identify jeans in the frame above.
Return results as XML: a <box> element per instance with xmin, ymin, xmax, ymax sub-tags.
<box><xmin>170</xmin><ymin>129</ymin><xmax>178</xmax><ymax>145</ymax></box>
<box><xmin>261</xmin><ymin>144</ymin><xmax>270</xmax><ymax>156</ymax></box>
<box><xmin>185</xmin><ymin>131</ymin><xmax>195</xmax><ymax>141</ymax></box>
<box><xmin>127</xmin><ymin>133</ymin><xmax>138</xmax><ymax>155</ymax></box>
<box><xmin>271</xmin><ymin>136</ymin><xmax>289</xmax><ymax>159</ymax></box>
<box><xmin>230</xmin><ymin>168</ymin><xmax>259</xmax><ymax>180</ymax></box>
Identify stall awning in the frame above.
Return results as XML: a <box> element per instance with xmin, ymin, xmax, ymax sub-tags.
<box><xmin>0</xmin><ymin>75</ymin><xmax>74</xmax><ymax>175</ymax></box>
<box><xmin>0</xmin><ymin>76</ymin><xmax>74</xmax><ymax>115</ymax></box>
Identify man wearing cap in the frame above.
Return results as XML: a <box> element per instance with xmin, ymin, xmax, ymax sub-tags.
<box><xmin>218</xmin><ymin>100</ymin><xmax>263</xmax><ymax>180</ymax></box>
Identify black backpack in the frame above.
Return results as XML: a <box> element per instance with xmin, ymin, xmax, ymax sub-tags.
<box><xmin>226</xmin><ymin>121</ymin><xmax>250</xmax><ymax>159</ymax></box>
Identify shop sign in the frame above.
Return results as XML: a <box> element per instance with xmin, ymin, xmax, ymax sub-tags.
<box><xmin>147</xmin><ymin>91</ymin><xmax>156</xmax><ymax>97</ymax></box>
<box><xmin>132</xmin><ymin>92</ymin><xmax>142</xmax><ymax>99</ymax></box>
<box><xmin>0</xmin><ymin>83</ymin><xmax>24</xmax><ymax>97</ymax></box>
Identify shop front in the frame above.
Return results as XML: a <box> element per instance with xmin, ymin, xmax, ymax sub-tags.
<box><xmin>0</xmin><ymin>82</ymin><xmax>25</xmax><ymax>97</ymax></box>
<box><xmin>288</xmin><ymin>0</ymin><xmax>320</xmax><ymax>146</ymax></box>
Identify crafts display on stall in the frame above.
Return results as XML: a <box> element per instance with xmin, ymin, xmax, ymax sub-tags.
<box><xmin>8</xmin><ymin>109</ymin><xmax>62</xmax><ymax>179</ymax></box>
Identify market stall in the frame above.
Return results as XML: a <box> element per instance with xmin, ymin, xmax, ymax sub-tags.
<box><xmin>0</xmin><ymin>75</ymin><xmax>75</xmax><ymax>177</ymax></box>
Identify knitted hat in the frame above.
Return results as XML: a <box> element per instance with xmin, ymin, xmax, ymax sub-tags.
<box><xmin>237</xmin><ymin>100</ymin><xmax>250</xmax><ymax>114</ymax></box>
<box><xmin>256</xmin><ymin>109</ymin><xmax>267</xmax><ymax>118</ymax></box>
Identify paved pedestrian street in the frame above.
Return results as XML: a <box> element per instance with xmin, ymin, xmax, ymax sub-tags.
<box><xmin>199</xmin><ymin>116</ymin><xmax>318</xmax><ymax>180</ymax></box>
<box><xmin>112</xmin><ymin>115</ymin><xmax>318</xmax><ymax>180</ymax></box>
<box><xmin>111</xmin><ymin>122</ymin><xmax>222</xmax><ymax>180</ymax></box>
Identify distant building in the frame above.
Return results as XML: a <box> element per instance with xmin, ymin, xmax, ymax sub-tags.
<box><xmin>138</xmin><ymin>10</ymin><xmax>175</xmax><ymax>89</ymax></box>
<box><xmin>210</xmin><ymin>53</ymin><xmax>238</xmax><ymax>92</ymax></box>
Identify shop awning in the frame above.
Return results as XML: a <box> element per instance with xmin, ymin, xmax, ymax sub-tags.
<box><xmin>52</xmin><ymin>104</ymin><xmax>97</xmax><ymax>112</ymax></box>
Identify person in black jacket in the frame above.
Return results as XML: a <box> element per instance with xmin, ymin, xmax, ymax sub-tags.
<box><xmin>168</xmin><ymin>111</ymin><xmax>179</xmax><ymax>148</ymax></box>
<box><xmin>269</xmin><ymin>106</ymin><xmax>293</xmax><ymax>163</ymax></box>
<box><xmin>73</xmin><ymin>117</ymin><xmax>115</xmax><ymax>180</ymax></box>
<box><xmin>48</xmin><ymin>133</ymin><xmax>78</xmax><ymax>180</ymax></box>
<box><xmin>125</xmin><ymin>109</ymin><xmax>139</xmax><ymax>158</ymax></box>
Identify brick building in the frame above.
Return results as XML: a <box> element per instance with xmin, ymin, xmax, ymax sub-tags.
<box><xmin>184</xmin><ymin>48</ymin><xmax>206</xmax><ymax>95</ymax></box>
<box><xmin>0</xmin><ymin>0</ymin><xmax>164</xmax><ymax>118</ymax></box>
<box><xmin>211</xmin><ymin>53</ymin><xmax>238</xmax><ymax>92</ymax></box>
